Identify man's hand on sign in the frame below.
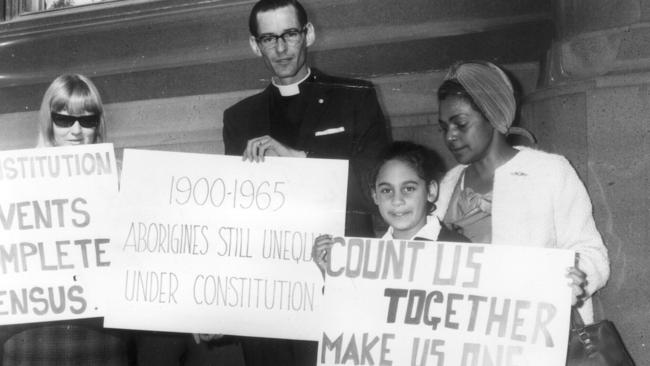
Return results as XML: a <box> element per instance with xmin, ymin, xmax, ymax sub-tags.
<box><xmin>243</xmin><ymin>135</ymin><xmax>307</xmax><ymax>162</ymax></box>
<box><xmin>566</xmin><ymin>266</ymin><xmax>587</xmax><ymax>306</ymax></box>
<box><xmin>312</xmin><ymin>234</ymin><xmax>334</xmax><ymax>279</ymax></box>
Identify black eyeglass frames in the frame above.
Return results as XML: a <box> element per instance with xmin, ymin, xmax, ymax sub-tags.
<box><xmin>255</xmin><ymin>26</ymin><xmax>307</xmax><ymax>49</ymax></box>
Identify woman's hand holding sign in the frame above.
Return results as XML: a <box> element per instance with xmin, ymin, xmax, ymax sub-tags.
<box><xmin>566</xmin><ymin>266</ymin><xmax>588</xmax><ymax>306</ymax></box>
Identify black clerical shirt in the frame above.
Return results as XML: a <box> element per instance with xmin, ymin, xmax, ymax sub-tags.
<box><xmin>268</xmin><ymin>74</ymin><xmax>315</xmax><ymax>148</ymax></box>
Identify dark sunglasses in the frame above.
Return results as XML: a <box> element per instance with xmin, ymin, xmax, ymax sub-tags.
<box><xmin>51</xmin><ymin>112</ymin><xmax>100</xmax><ymax>128</ymax></box>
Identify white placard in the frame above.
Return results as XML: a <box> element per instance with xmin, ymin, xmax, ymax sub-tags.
<box><xmin>318</xmin><ymin>238</ymin><xmax>574</xmax><ymax>366</ymax></box>
<box><xmin>105</xmin><ymin>149</ymin><xmax>348</xmax><ymax>341</ymax></box>
<box><xmin>0</xmin><ymin>143</ymin><xmax>118</xmax><ymax>325</ymax></box>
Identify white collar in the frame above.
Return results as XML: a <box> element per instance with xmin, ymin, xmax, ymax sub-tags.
<box><xmin>272</xmin><ymin>68</ymin><xmax>312</xmax><ymax>96</ymax></box>
<box><xmin>381</xmin><ymin>216</ymin><xmax>442</xmax><ymax>241</ymax></box>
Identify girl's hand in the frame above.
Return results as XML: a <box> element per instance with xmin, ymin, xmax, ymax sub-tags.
<box><xmin>312</xmin><ymin>234</ymin><xmax>334</xmax><ymax>278</ymax></box>
<box><xmin>566</xmin><ymin>267</ymin><xmax>588</xmax><ymax>306</ymax></box>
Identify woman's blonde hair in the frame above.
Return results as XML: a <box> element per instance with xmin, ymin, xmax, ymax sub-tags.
<box><xmin>37</xmin><ymin>74</ymin><xmax>106</xmax><ymax>147</ymax></box>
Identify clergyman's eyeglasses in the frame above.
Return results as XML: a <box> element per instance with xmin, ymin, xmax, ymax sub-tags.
<box><xmin>51</xmin><ymin>112</ymin><xmax>100</xmax><ymax>128</ymax></box>
<box><xmin>255</xmin><ymin>27</ymin><xmax>307</xmax><ymax>49</ymax></box>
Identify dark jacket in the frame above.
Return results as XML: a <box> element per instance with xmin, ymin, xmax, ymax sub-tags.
<box><xmin>222</xmin><ymin>68</ymin><xmax>390</xmax><ymax>237</ymax></box>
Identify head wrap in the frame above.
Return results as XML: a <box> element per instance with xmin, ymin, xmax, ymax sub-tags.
<box><xmin>443</xmin><ymin>61</ymin><xmax>516</xmax><ymax>134</ymax></box>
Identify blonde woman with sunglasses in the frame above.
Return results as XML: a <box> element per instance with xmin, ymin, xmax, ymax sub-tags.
<box><xmin>1</xmin><ymin>74</ymin><xmax>133</xmax><ymax>366</ymax></box>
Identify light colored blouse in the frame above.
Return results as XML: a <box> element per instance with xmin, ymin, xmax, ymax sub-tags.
<box><xmin>443</xmin><ymin>170</ymin><xmax>493</xmax><ymax>244</ymax></box>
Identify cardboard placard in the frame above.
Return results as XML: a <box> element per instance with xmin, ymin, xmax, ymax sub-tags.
<box><xmin>0</xmin><ymin>143</ymin><xmax>118</xmax><ymax>324</ymax></box>
<box><xmin>105</xmin><ymin>149</ymin><xmax>348</xmax><ymax>341</ymax></box>
<box><xmin>318</xmin><ymin>238</ymin><xmax>574</xmax><ymax>366</ymax></box>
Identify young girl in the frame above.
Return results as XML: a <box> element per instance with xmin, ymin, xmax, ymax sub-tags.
<box><xmin>312</xmin><ymin>141</ymin><xmax>468</xmax><ymax>273</ymax></box>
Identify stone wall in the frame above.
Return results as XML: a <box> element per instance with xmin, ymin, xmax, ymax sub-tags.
<box><xmin>520</xmin><ymin>0</ymin><xmax>650</xmax><ymax>361</ymax></box>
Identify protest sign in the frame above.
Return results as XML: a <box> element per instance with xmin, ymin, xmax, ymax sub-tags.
<box><xmin>318</xmin><ymin>238</ymin><xmax>574</xmax><ymax>366</ymax></box>
<box><xmin>0</xmin><ymin>144</ymin><xmax>118</xmax><ymax>324</ymax></box>
<box><xmin>105</xmin><ymin>149</ymin><xmax>348</xmax><ymax>340</ymax></box>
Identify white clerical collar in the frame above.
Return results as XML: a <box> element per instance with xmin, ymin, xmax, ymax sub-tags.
<box><xmin>272</xmin><ymin>68</ymin><xmax>311</xmax><ymax>96</ymax></box>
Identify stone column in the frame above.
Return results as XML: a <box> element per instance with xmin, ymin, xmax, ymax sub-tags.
<box><xmin>521</xmin><ymin>0</ymin><xmax>649</xmax><ymax>362</ymax></box>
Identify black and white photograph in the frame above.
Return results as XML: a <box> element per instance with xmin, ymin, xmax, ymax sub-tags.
<box><xmin>0</xmin><ymin>0</ymin><xmax>645</xmax><ymax>365</ymax></box>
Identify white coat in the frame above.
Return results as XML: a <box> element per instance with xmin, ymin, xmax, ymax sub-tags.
<box><xmin>433</xmin><ymin>147</ymin><xmax>610</xmax><ymax>323</ymax></box>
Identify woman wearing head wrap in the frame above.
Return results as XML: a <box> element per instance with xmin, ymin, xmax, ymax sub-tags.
<box><xmin>434</xmin><ymin>61</ymin><xmax>609</xmax><ymax>324</ymax></box>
